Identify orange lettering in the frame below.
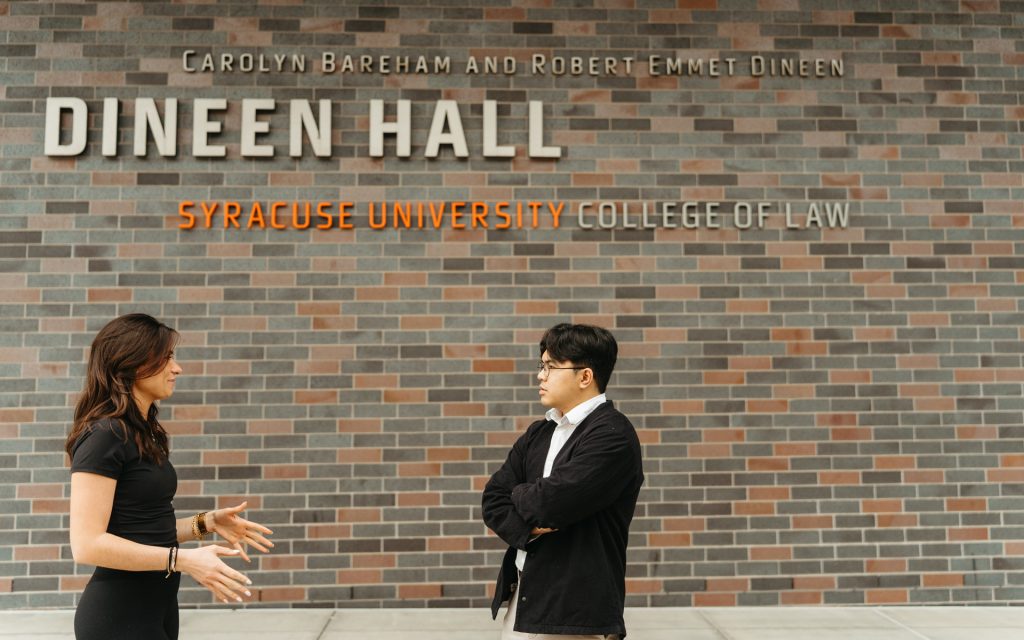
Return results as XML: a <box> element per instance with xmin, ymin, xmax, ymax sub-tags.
<box><xmin>178</xmin><ymin>201</ymin><xmax>195</xmax><ymax>230</ymax></box>
<box><xmin>429</xmin><ymin>202</ymin><xmax>445</xmax><ymax>228</ymax></box>
<box><xmin>293</xmin><ymin>202</ymin><xmax>311</xmax><ymax>229</ymax></box>
<box><xmin>224</xmin><ymin>202</ymin><xmax>240</xmax><ymax>228</ymax></box>
<box><xmin>495</xmin><ymin>202</ymin><xmax>511</xmax><ymax>229</ymax></box>
<box><xmin>338</xmin><ymin>202</ymin><xmax>353</xmax><ymax>229</ymax></box>
<box><xmin>202</xmin><ymin>201</ymin><xmax>219</xmax><ymax>228</ymax></box>
<box><xmin>317</xmin><ymin>202</ymin><xmax>333</xmax><ymax>229</ymax></box>
<box><xmin>393</xmin><ymin>202</ymin><xmax>411</xmax><ymax>228</ymax></box>
<box><xmin>471</xmin><ymin>202</ymin><xmax>488</xmax><ymax>228</ymax></box>
<box><xmin>369</xmin><ymin>202</ymin><xmax>387</xmax><ymax>229</ymax></box>
<box><xmin>270</xmin><ymin>201</ymin><xmax>286</xmax><ymax>230</ymax></box>
<box><xmin>246</xmin><ymin>202</ymin><xmax>264</xmax><ymax>228</ymax></box>
<box><xmin>549</xmin><ymin>201</ymin><xmax>564</xmax><ymax>228</ymax></box>
<box><xmin>451</xmin><ymin>201</ymin><xmax>465</xmax><ymax>229</ymax></box>
<box><xmin>529</xmin><ymin>202</ymin><xmax>542</xmax><ymax>227</ymax></box>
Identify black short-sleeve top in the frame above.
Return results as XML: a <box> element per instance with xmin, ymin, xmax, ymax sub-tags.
<box><xmin>70</xmin><ymin>418</ymin><xmax>178</xmax><ymax>547</ymax></box>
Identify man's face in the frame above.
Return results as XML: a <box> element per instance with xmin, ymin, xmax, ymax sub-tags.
<box><xmin>537</xmin><ymin>350</ymin><xmax>585</xmax><ymax>414</ymax></box>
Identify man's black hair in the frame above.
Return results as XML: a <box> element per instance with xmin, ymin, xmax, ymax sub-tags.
<box><xmin>539</xmin><ymin>323</ymin><xmax>618</xmax><ymax>393</ymax></box>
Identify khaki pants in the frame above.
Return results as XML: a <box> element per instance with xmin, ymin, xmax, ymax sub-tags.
<box><xmin>501</xmin><ymin>580</ymin><xmax>619</xmax><ymax>640</ymax></box>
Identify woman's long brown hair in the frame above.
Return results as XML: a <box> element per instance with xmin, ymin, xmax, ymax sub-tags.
<box><xmin>65</xmin><ymin>313</ymin><xmax>179</xmax><ymax>464</ymax></box>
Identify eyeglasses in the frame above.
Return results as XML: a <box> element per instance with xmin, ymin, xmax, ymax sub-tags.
<box><xmin>536</xmin><ymin>362</ymin><xmax>587</xmax><ymax>377</ymax></box>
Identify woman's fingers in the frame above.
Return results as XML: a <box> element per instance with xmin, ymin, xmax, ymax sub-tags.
<box><xmin>221</xmin><ymin>562</ymin><xmax>250</xmax><ymax>586</ymax></box>
<box><xmin>215</xmin><ymin>573</ymin><xmax>251</xmax><ymax>601</ymax></box>
<box><xmin>204</xmin><ymin>566</ymin><xmax>252</xmax><ymax>603</ymax></box>
<box><xmin>218</xmin><ymin>522</ymin><xmax>273</xmax><ymax>553</ymax></box>
<box><xmin>223</xmin><ymin>501</ymin><xmax>247</xmax><ymax>515</ymax></box>
<box><xmin>233</xmin><ymin>541</ymin><xmax>251</xmax><ymax>563</ymax></box>
<box><xmin>210</xmin><ymin>545</ymin><xmax>240</xmax><ymax>557</ymax></box>
<box><xmin>210</xmin><ymin>581</ymin><xmax>236</xmax><ymax>604</ymax></box>
<box><xmin>216</xmin><ymin>516</ymin><xmax>273</xmax><ymax>542</ymax></box>
<box><xmin>203</xmin><ymin>544</ymin><xmax>251</xmax><ymax>577</ymax></box>
<box><xmin>249</xmin><ymin>522</ymin><xmax>274</xmax><ymax>535</ymax></box>
<box><xmin>185</xmin><ymin>546</ymin><xmax>254</xmax><ymax>604</ymax></box>
<box><xmin>202</xmin><ymin>575</ymin><xmax>236</xmax><ymax>604</ymax></box>
<box><xmin>243</xmin><ymin>532</ymin><xmax>273</xmax><ymax>551</ymax></box>
<box><xmin>231</xmin><ymin>516</ymin><xmax>274</xmax><ymax>536</ymax></box>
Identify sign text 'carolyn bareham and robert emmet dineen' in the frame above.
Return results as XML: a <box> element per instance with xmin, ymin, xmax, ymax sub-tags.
<box><xmin>43</xmin><ymin>49</ymin><xmax>846</xmax><ymax>159</ymax></box>
<box><xmin>40</xmin><ymin>52</ymin><xmax>849</xmax><ymax>232</ymax></box>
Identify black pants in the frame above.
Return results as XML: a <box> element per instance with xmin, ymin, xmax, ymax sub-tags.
<box><xmin>75</xmin><ymin>567</ymin><xmax>181</xmax><ymax>640</ymax></box>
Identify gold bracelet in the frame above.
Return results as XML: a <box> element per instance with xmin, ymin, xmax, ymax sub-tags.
<box><xmin>191</xmin><ymin>514</ymin><xmax>201</xmax><ymax>540</ymax></box>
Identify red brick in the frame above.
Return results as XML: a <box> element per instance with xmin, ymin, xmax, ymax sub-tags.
<box><xmin>625</xmin><ymin>579</ymin><xmax>663</xmax><ymax>594</ymax></box>
<box><xmin>426</xmin><ymin>448</ymin><xmax>469</xmax><ymax>462</ymax></box>
<box><xmin>923</xmin><ymin>573</ymin><xmax>964</xmax><ymax>587</ymax></box>
<box><xmin>867</xmin><ymin>559</ymin><xmax>906</xmax><ymax>573</ymax></box>
<box><xmin>748</xmin><ymin>457</ymin><xmax>789</xmax><ymax>471</ymax></box>
<box><xmin>15</xmin><ymin>546</ymin><xmax>60</xmax><ymax>560</ymax></box>
<box><xmin>946</xmin><ymin>498</ymin><xmax>987</xmax><ymax>511</ymax></box>
<box><xmin>443</xmin><ymin>403</ymin><xmax>486</xmax><ymax>417</ymax></box>
<box><xmin>398</xmin><ymin>463</ymin><xmax>442</xmax><ymax>477</ymax></box>
<box><xmin>782</xmin><ymin>591</ymin><xmax>823</xmax><ymax>605</ymax></box>
<box><xmin>265</xmin><ymin>465</ymin><xmax>307</xmax><ymax>479</ymax></box>
<box><xmin>295</xmin><ymin>390</ymin><xmax>339</xmax><ymax>404</ymax></box>
<box><xmin>384</xmin><ymin>389</ymin><xmax>426</xmax><ymax>403</ymax></box>
<box><xmin>707</xmin><ymin>578</ymin><xmax>748</xmax><ymax>592</ymax></box>
<box><xmin>337</xmin><ymin>509</ymin><xmax>380</xmax><ymax>523</ymax></box>
<box><xmin>663</xmin><ymin>518</ymin><xmax>705</xmax><ymax>532</ymax></box>
<box><xmin>793</xmin><ymin>516</ymin><xmax>832</xmax><ymax>529</ymax></box>
<box><xmin>473</xmin><ymin>359</ymin><xmax>514</xmax><ymax>372</ymax></box>
<box><xmin>399</xmin><ymin>584</ymin><xmax>442</xmax><ymax>599</ymax></box>
<box><xmin>735</xmin><ymin>502</ymin><xmax>775</xmax><ymax>515</ymax></box>
<box><xmin>261</xmin><ymin>556</ymin><xmax>306</xmax><ymax>570</ymax></box>
<box><xmin>203</xmin><ymin>451</ymin><xmax>247</xmax><ymax>465</ymax></box>
<box><xmin>428</xmin><ymin>537</ymin><xmax>471</xmax><ymax>551</ymax></box>
<box><xmin>256</xmin><ymin>587</ymin><xmax>307</xmax><ymax>602</ymax></box>
<box><xmin>32</xmin><ymin>499</ymin><xmax>69</xmax><ymax>514</ymax></box>
<box><xmin>867</xmin><ymin>589</ymin><xmax>908</xmax><ymax>604</ymax></box>
<box><xmin>948</xmin><ymin>527</ymin><xmax>989</xmax><ymax>541</ymax></box>
<box><xmin>695</xmin><ymin>593</ymin><xmax>736</xmax><ymax>606</ymax></box>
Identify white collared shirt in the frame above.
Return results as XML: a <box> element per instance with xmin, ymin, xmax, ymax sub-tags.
<box><xmin>516</xmin><ymin>393</ymin><xmax>607</xmax><ymax>572</ymax></box>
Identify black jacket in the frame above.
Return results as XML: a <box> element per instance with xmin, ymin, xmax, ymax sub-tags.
<box><xmin>482</xmin><ymin>400</ymin><xmax>644</xmax><ymax>637</ymax></box>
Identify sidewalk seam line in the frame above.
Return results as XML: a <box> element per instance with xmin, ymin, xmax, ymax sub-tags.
<box><xmin>314</xmin><ymin>609</ymin><xmax>337</xmax><ymax>640</ymax></box>
<box><xmin>695</xmin><ymin>608</ymin><xmax>736</xmax><ymax>640</ymax></box>
<box><xmin>874</xmin><ymin>608</ymin><xmax>933</xmax><ymax>640</ymax></box>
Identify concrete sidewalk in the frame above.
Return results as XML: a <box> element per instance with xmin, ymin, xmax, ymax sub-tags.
<box><xmin>2</xmin><ymin>606</ymin><xmax>1023</xmax><ymax>639</ymax></box>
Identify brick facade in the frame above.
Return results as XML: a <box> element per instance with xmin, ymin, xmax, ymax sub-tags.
<box><xmin>2</xmin><ymin>0</ymin><xmax>1023</xmax><ymax>609</ymax></box>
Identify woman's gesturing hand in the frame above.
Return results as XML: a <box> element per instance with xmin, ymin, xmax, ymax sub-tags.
<box><xmin>208</xmin><ymin>501</ymin><xmax>274</xmax><ymax>562</ymax></box>
<box><xmin>176</xmin><ymin>546</ymin><xmax>252</xmax><ymax>604</ymax></box>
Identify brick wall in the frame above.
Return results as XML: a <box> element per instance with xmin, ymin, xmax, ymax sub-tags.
<box><xmin>2</xmin><ymin>0</ymin><xmax>1024</xmax><ymax>609</ymax></box>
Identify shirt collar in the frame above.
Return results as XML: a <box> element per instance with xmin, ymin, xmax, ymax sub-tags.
<box><xmin>545</xmin><ymin>393</ymin><xmax>607</xmax><ymax>428</ymax></box>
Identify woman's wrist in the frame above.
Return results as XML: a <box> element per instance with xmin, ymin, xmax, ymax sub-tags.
<box><xmin>174</xmin><ymin>547</ymin><xmax>192</xmax><ymax>573</ymax></box>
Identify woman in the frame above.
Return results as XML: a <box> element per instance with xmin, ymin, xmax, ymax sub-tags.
<box><xmin>66</xmin><ymin>313</ymin><xmax>274</xmax><ymax>640</ymax></box>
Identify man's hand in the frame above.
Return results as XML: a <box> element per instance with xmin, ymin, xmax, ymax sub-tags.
<box><xmin>530</xmin><ymin>527</ymin><xmax>557</xmax><ymax>536</ymax></box>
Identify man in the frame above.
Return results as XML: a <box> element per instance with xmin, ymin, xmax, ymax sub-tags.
<box><xmin>482</xmin><ymin>323</ymin><xmax>644</xmax><ymax>640</ymax></box>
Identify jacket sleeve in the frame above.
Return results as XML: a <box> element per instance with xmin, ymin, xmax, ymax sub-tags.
<box><xmin>511</xmin><ymin>420</ymin><xmax>637</xmax><ymax>530</ymax></box>
<box><xmin>481</xmin><ymin>428</ymin><xmax>536</xmax><ymax>551</ymax></box>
